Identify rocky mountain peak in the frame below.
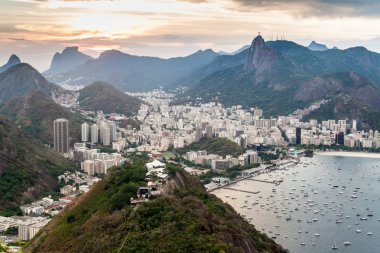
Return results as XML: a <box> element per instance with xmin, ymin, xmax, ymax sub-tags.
<box><xmin>8</xmin><ymin>54</ymin><xmax>21</xmax><ymax>65</ymax></box>
<box><xmin>47</xmin><ymin>46</ymin><xmax>92</xmax><ymax>74</ymax></box>
<box><xmin>307</xmin><ymin>41</ymin><xmax>328</xmax><ymax>51</ymax></box>
<box><xmin>0</xmin><ymin>54</ymin><xmax>21</xmax><ymax>73</ymax></box>
<box><xmin>245</xmin><ymin>34</ymin><xmax>277</xmax><ymax>73</ymax></box>
<box><xmin>62</xmin><ymin>46</ymin><xmax>79</xmax><ymax>55</ymax></box>
<box><xmin>245</xmin><ymin>35</ymin><xmax>265</xmax><ymax>71</ymax></box>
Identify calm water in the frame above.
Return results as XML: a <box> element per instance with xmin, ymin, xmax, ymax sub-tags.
<box><xmin>213</xmin><ymin>155</ymin><xmax>380</xmax><ymax>253</ymax></box>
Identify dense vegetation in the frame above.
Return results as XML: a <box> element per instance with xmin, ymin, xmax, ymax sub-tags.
<box><xmin>26</xmin><ymin>161</ymin><xmax>287</xmax><ymax>253</ymax></box>
<box><xmin>258</xmin><ymin>152</ymin><xmax>280</xmax><ymax>163</ymax></box>
<box><xmin>302</xmin><ymin>94</ymin><xmax>380</xmax><ymax>131</ymax></box>
<box><xmin>0</xmin><ymin>116</ymin><xmax>73</xmax><ymax>211</ymax></box>
<box><xmin>199</xmin><ymin>163</ymin><xmax>260</xmax><ymax>184</ymax></box>
<box><xmin>176</xmin><ymin>137</ymin><xmax>245</xmax><ymax>157</ymax></box>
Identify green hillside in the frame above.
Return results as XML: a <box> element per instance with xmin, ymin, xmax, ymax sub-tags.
<box><xmin>78</xmin><ymin>81</ymin><xmax>142</xmax><ymax>116</ymax></box>
<box><xmin>0</xmin><ymin>91</ymin><xmax>84</xmax><ymax>145</ymax></box>
<box><xmin>0</xmin><ymin>116</ymin><xmax>73</xmax><ymax>212</ymax></box>
<box><xmin>26</xmin><ymin>162</ymin><xmax>286</xmax><ymax>253</ymax></box>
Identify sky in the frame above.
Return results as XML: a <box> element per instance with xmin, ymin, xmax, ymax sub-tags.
<box><xmin>1</xmin><ymin>0</ymin><xmax>380</xmax><ymax>71</ymax></box>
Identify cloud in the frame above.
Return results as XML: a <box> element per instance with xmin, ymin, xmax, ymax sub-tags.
<box><xmin>226</xmin><ymin>0</ymin><xmax>380</xmax><ymax>17</ymax></box>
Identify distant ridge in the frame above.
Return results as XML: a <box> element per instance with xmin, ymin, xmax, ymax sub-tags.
<box><xmin>44</xmin><ymin>48</ymin><xmax>220</xmax><ymax>91</ymax></box>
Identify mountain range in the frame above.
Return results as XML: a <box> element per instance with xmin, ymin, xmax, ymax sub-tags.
<box><xmin>176</xmin><ymin>35</ymin><xmax>380</xmax><ymax>130</ymax></box>
<box><xmin>44</xmin><ymin>48</ymin><xmax>220</xmax><ymax>91</ymax></box>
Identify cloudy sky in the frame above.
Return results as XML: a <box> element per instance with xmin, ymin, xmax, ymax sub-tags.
<box><xmin>1</xmin><ymin>0</ymin><xmax>380</xmax><ymax>71</ymax></box>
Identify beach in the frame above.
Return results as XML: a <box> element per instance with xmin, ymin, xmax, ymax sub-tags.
<box><xmin>316</xmin><ymin>151</ymin><xmax>380</xmax><ymax>159</ymax></box>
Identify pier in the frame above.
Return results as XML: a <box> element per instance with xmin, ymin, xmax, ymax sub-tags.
<box><xmin>245</xmin><ymin>178</ymin><xmax>280</xmax><ymax>184</ymax></box>
<box><xmin>223</xmin><ymin>187</ymin><xmax>260</xmax><ymax>194</ymax></box>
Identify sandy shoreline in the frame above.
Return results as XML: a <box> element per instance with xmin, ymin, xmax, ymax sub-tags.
<box><xmin>316</xmin><ymin>151</ymin><xmax>380</xmax><ymax>159</ymax></box>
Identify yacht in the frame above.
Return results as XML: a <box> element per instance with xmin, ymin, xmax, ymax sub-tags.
<box><xmin>344</xmin><ymin>242</ymin><xmax>352</xmax><ymax>246</ymax></box>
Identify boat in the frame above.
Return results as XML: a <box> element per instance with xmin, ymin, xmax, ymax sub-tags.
<box><xmin>344</xmin><ymin>242</ymin><xmax>352</xmax><ymax>246</ymax></box>
<box><xmin>285</xmin><ymin>216</ymin><xmax>291</xmax><ymax>221</ymax></box>
<box><xmin>332</xmin><ymin>243</ymin><xmax>338</xmax><ymax>250</ymax></box>
<box><xmin>361</xmin><ymin>217</ymin><xmax>367</xmax><ymax>220</ymax></box>
<box><xmin>356</xmin><ymin>229</ymin><xmax>362</xmax><ymax>233</ymax></box>
<box><xmin>314</xmin><ymin>233</ymin><xmax>320</xmax><ymax>237</ymax></box>
<box><xmin>367</xmin><ymin>232</ymin><xmax>373</xmax><ymax>235</ymax></box>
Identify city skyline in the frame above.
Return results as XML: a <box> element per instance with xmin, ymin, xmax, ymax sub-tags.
<box><xmin>1</xmin><ymin>0</ymin><xmax>380</xmax><ymax>70</ymax></box>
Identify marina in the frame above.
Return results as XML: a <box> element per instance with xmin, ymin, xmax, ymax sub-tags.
<box><xmin>212</xmin><ymin>154</ymin><xmax>380</xmax><ymax>253</ymax></box>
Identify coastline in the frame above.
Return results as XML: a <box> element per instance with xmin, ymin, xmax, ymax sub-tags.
<box><xmin>316</xmin><ymin>150</ymin><xmax>380</xmax><ymax>159</ymax></box>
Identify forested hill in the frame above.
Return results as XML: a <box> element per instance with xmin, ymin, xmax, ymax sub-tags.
<box><xmin>26</xmin><ymin>162</ymin><xmax>287</xmax><ymax>253</ymax></box>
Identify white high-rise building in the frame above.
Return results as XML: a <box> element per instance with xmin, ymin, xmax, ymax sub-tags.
<box><xmin>53</xmin><ymin>118</ymin><xmax>69</xmax><ymax>154</ymax></box>
<box><xmin>108</xmin><ymin>122</ymin><xmax>117</xmax><ymax>141</ymax></box>
<box><xmin>91</xmin><ymin>124</ymin><xmax>98</xmax><ymax>144</ymax></box>
<box><xmin>81</xmin><ymin>123</ymin><xmax>90</xmax><ymax>142</ymax></box>
<box><xmin>100</xmin><ymin>125</ymin><xmax>110</xmax><ymax>146</ymax></box>
<box><xmin>352</xmin><ymin>120</ymin><xmax>357</xmax><ymax>130</ymax></box>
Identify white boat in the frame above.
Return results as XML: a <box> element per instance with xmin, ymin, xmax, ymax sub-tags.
<box><xmin>332</xmin><ymin>243</ymin><xmax>338</xmax><ymax>250</ymax></box>
<box><xmin>314</xmin><ymin>233</ymin><xmax>320</xmax><ymax>237</ymax></box>
<box><xmin>367</xmin><ymin>232</ymin><xmax>373</xmax><ymax>235</ymax></box>
<box><xmin>356</xmin><ymin>229</ymin><xmax>362</xmax><ymax>233</ymax></box>
<box><xmin>344</xmin><ymin>242</ymin><xmax>352</xmax><ymax>246</ymax></box>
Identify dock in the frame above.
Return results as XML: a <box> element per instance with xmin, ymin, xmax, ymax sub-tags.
<box><xmin>245</xmin><ymin>178</ymin><xmax>280</xmax><ymax>184</ymax></box>
<box><xmin>223</xmin><ymin>187</ymin><xmax>260</xmax><ymax>194</ymax></box>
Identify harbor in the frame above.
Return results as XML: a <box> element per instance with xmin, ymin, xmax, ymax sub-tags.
<box><xmin>212</xmin><ymin>154</ymin><xmax>380</xmax><ymax>253</ymax></box>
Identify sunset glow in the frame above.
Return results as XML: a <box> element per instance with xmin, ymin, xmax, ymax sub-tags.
<box><xmin>1</xmin><ymin>0</ymin><xmax>380</xmax><ymax>70</ymax></box>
